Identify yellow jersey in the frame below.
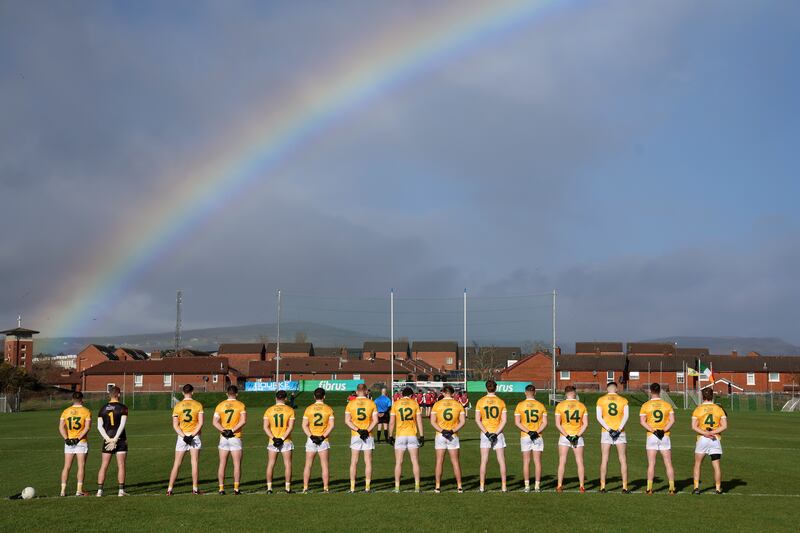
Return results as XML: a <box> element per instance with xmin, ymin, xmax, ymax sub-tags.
<box><xmin>514</xmin><ymin>398</ymin><xmax>546</xmax><ymax>437</ymax></box>
<box><xmin>60</xmin><ymin>405</ymin><xmax>91</xmax><ymax>442</ymax></box>
<box><xmin>214</xmin><ymin>399</ymin><xmax>246</xmax><ymax>438</ymax></box>
<box><xmin>173</xmin><ymin>399</ymin><xmax>204</xmax><ymax>434</ymax></box>
<box><xmin>640</xmin><ymin>398</ymin><xmax>674</xmax><ymax>436</ymax></box>
<box><xmin>596</xmin><ymin>393</ymin><xmax>628</xmax><ymax>432</ymax></box>
<box><xmin>345</xmin><ymin>397</ymin><xmax>377</xmax><ymax>436</ymax></box>
<box><xmin>692</xmin><ymin>402</ymin><xmax>727</xmax><ymax>440</ymax></box>
<box><xmin>264</xmin><ymin>404</ymin><xmax>295</xmax><ymax>441</ymax></box>
<box><xmin>555</xmin><ymin>399</ymin><xmax>587</xmax><ymax>435</ymax></box>
<box><xmin>304</xmin><ymin>402</ymin><xmax>334</xmax><ymax>438</ymax></box>
<box><xmin>390</xmin><ymin>397</ymin><xmax>420</xmax><ymax>437</ymax></box>
<box><xmin>431</xmin><ymin>398</ymin><xmax>465</xmax><ymax>436</ymax></box>
<box><xmin>475</xmin><ymin>394</ymin><xmax>507</xmax><ymax>433</ymax></box>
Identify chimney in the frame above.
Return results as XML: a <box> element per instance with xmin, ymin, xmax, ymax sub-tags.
<box><xmin>556</xmin><ymin>346</ymin><xmax>562</xmax><ymax>356</ymax></box>
<box><xmin>150</xmin><ymin>350</ymin><xmax>162</xmax><ymax>360</ymax></box>
<box><xmin>731</xmin><ymin>350</ymin><xmax>738</xmax><ymax>357</ymax></box>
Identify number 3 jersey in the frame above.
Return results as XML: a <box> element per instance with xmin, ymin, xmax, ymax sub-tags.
<box><xmin>344</xmin><ymin>397</ymin><xmax>377</xmax><ymax>436</ymax></box>
<box><xmin>514</xmin><ymin>398</ymin><xmax>546</xmax><ymax>437</ymax></box>
<box><xmin>475</xmin><ymin>395</ymin><xmax>507</xmax><ymax>433</ymax></box>
<box><xmin>263</xmin><ymin>404</ymin><xmax>295</xmax><ymax>440</ymax></box>
<box><xmin>431</xmin><ymin>398</ymin><xmax>464</xmax><ymax>437</ymax></box>
<box><xmin>60</xmin><ymin>405</ymin><xmax>92</xmax><ymax>442</ymax></box>
<box><xmin>172</xmin><ymin>399</ymin><xmax>204</xmax><ymax>435</ymax></box>
<box><xmin>390</xmin><ymin>397</ymin><xmax>420</xmax><ymax>436</ymax></box>
<box><xmin>639</xmin><ymin>399</ymin><xmax>674</xmax><ymax>437</ymax></box>
<box><xmin>214</xmin><ymin>399</ymin><xmax>246</xmax><ymax>438</ymax></box>
<box><xmin>98</xmin><ymin>401</ymin><xmax>128</xmax><ymax>439</ymax></box>
<box><xmin>555</xmin><ymin>399</ymin><xmax>587</xmax><ymax>435</ymax></box>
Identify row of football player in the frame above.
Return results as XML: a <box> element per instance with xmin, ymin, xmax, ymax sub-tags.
<box><xmin>56</xmin><ymin>380</ymin><xmax>727</xmax><ymax>496</ymax></box>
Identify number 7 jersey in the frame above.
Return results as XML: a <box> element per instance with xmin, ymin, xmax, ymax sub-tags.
<box><xmin>214</xmin><ymin>399</ymin><xmax>246</xmax><ymax>438</ymax></box>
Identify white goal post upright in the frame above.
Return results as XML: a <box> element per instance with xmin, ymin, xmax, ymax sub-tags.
<box><xmin>551</xmin><ymin>289</ymin><xmax>557</xmax><ymax>404</ymax></box>
<box><xmin>463</xmin><ymin>289</ymin><xmax>468</xmax><ymax>391</ymax></box>
<box><xmin>390</xmin><ymin>289</ymin><xmax>394</xmax><ymax>392</ymax></box>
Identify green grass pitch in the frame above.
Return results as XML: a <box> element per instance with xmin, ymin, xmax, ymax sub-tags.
<box><xmin>1</xmin><ymin>393</ymin><xmax>799</xmax><ymax>531</ymax></box>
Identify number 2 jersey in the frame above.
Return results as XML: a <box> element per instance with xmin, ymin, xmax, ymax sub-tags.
<box><xmin>431</xmin><ymin>398</ymin><xmax>465</xmax><ymax>437</ymax></box>
<box><xmin>692</xmin><ymin>402</ymin><xmax>727</xmax><ymax>440</ymax></box>
<box><xmin>639</xmin><ymin>398</ymin><xmax>674</xmax><ymax>437</ymax></box>
<box><xmin>475</xmin><ymin>394</ymin><xmax>507</xmax><ymax>433</ymax></box>
<box><xmin>264</xmin><ymin>404</ymin><xmax>296</xmax><ymax>441</ymax></box>
<box><xmin>344</xmin><ymin>397</ymin><xmax>377</xmax><ymax>436</ymax></box>
<box><xmin>214</xmin><ymin>399</ymin><xmax>246</xmax><ymax>438</ymax></box>
<box><xmin>303</xmin><ymin>402</ymin><xmax>334</xmax><ymax>438</ymax></box>
<box><xmin>390</xmin><ymin>397</ymin><xmax>420</xmax><ymax>437</ymax></box>
<box><xmin>514</xmin><ymin>398</ymin><xmax>546</xmax><ymax>437</ymax></box>
<box><xmin>98</xmin><ymin>401</ymin><xmax>128</xmax><ymax>439</ymax></box>
<box><xmin>60</xmin><ymin>405</ymin><xmax>91</xmax><ymax>442</ymax></box>
<box><xmin>555</xmin><ymin>399</ymin><xmax>587</xmax><ymax>435</ymax></box>
<box><xmin>172</xmin><ymin>399</ymin><xmax>204</xmax><ymax>435</ymax></box>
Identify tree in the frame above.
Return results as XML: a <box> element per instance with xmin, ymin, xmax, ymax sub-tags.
<box><xmin>0</xmin><ymin>363</ymin><xmax>38</xmax><ymax>394</ymax></box>
<box><xmin>470</xmin><ymin>342</ymin><xmax>502</xmax><ymax>381</ymax></box>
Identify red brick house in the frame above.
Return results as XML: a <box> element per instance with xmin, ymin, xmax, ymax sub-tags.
<box><xmin>217</xmin><ymin>343</ymin><xmax>266</xmax><ymax>374</ymax></box>
<box><xmin>248</xmin><ymin>357</ymin><xmax>341</xmax><ymax>382</ymax></box>
<box><xmin>266</xmin><ymin>342</ymin><xmax>314</xmax><ymax>360</ymax></box>
<box><xmin>412</xmin><ymin>341</ymin><xmax>458</xmax><ymax>371</ymax></box>
<box><xmin>2</xmin><ymin>326</ymin><xmax>39</xmax><ymax>372</ymax></box>
<box><xmin>76</xmin><ymin>344</ymin><xmax>118</xmax><ymax>373</ymax></box>
<box><xmin>82</xmin><ymin>358</ymin><xmax>231</xmax><ymax>393</ymax></box>
<box><xmin>575</xmin><ymin>342</ymin><xmax>624</xmax><ymax>356</ymax></box>
<box><xmin>362</xmin><ymin>341</ymin><xmax>410</xmax><ymax>361</ymax></box>
<box><xmin>113</xmin><ymin>347</ymin><xmax>149</xmax><ymax>361</ymax></box>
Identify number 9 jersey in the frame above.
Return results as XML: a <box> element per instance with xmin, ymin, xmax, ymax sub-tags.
<box><xmin>640</xmin><ymin>399</ymin><xmax>674</xmax><ymax>437</ymax></box>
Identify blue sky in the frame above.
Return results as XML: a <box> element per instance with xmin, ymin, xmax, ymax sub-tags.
<box><xmin>1</xmin><ymin>0</ymin><xmax>799</xmax><ymax>344</ymax></box>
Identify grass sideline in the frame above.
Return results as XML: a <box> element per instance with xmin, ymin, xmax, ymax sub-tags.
<box><xmin>1</xmin><ymin>393</ymin><xmax>799</xmax><ymax>531</ymax></box>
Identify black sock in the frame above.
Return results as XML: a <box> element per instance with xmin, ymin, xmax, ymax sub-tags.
<box><xmin>98</xmin><ymin>483</ymin><xmax>104</xmax><ymax>491</ymax></box>
<box><xmin>119</xmin><ymin>484</ymin><xmax>125</xmax><ymax>491</ymax></box>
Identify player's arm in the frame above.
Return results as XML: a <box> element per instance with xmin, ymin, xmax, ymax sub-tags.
<box><xmin>474</xmin><ymin>407</ymin><xmax>487</xmax><ymax>434</ymax></box>
<box><xmin>618</xmin><ymin>405</ymin><xmax>629</xmax><ymax>431</ymax></box>
<box><xmin>639</xmin><ymin>412</ymin><xmax>653</xmax><ymax>433</ymax></box>
<box><xmin>595</xmin><ymin>405</ymin><xmax>610</xmax><ymax>431</ymax></box>
<box><xmin>322</xmin><ymin>416</ymin><xmax>335</xmax><ymax>438</ymax></box>
<box><xmin>212</xmin><ymin>411</ymin><xmax>225</xmax><ymax>433</ymax></box>
<box><xmin>663</xmin><ymin>411</ymin><xmax>675</xmax><ymax>433</ymax></box>
<box><xmin>284</xmin><ymin>416</ymin><xmax>295</xmax><ymax>438</ymax></box>
<box><xmin>263</xmin><ymin>416</ymin><xmax>274</xmax><ymax>439</ymax></box>
<box><xmin>367</xmin><ymin>410</ymin><xmax>379</xmax><ymax>433</ymax></box>
<box><xmin>97</xmin><ymin>417</ymin><xmax>111</xmax><ymax>441</ymax></box>
<box><xmin>190</xmin><ymin>412</ymin><xmax>204</xmax><ymax>437</ymax></box>
<box><xmin>454</xmin><ymin>410</ymin><xmax>466</xmax><ymax>433</ymax></box>
<box><xmin>58</xmin><ymin>418</ymin><xmax>68</xmax><ymax>440</ymax></box>
<box><xmin>710</xmin><ymin>416</ymin><xmax>727</xmax><ymax>436</ymax></box>
<box><xmin>513</xmin><ymin>412</ymin><xmax>527</xmax><ymax>433</ymax></box>
<box><xmin>496</xmin><ymin>409</ymin><xmax>507</xmax><ymax>433</ymax></box>
<box><xmin>232</xmin><ymin>411</ymin><xmax>247</xmax><ymax>434</ymax></box>
<box><xmin>429</xmin><ymin>411</ymin><xmax>441</xmax><ymax>433</ymax></box>
<box><xmin>344</xmin><ymin>410</ymin><xmax>358</xmax><ymax>432</ymax></box>
<box><xmin>577</xmin><ymin>413</ymin><xmax>588</xmax><ymax>437</ymax></box>
<box><xmin>538</xmin><ymin>412</ymin><xmax>548</xmax><ymax>433</ymax></box>
<box><xmin>415</xmin><ymin>410</ymin><xmax>424</xmax><ymax>438</ymax></box>
<box><xmin>76</xmin><ymin>417</ymin><xmax>92</xmax><ymax>441</ymax></box>
<box><xmin>172</xmin><ymin>414</ymin><xmax>183</xmax><ymax>436</ymax></box>
<box><xmin>690</xmin><ymin>416</ymin><xmax>703</xmax><ymax>436</ymax></box>
<box><xmin>302</xmin><ymin>416</ymin><xmax>311</xmax><ymax>437</ymax></box>
<box><xmin>388</xmin><ymin>412</ymin><xmax>396</xmax><ymax>437</ymax></box>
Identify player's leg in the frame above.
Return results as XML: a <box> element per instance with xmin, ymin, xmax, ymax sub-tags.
<box><xmin>574</xmin><ymin>446</ymin><xmax>585</xmax><ymax>492</ymax></box>
<box><xmin>266</xmin><ymin>449</ymin><xmax>278</xmax><ymax>491</ymax></box>
<box><xmin>495</xmin><ymin>447</ymin><xmax>507</xmax><ymax>491</ymax></box>
<box><xmin>167</xmin><ymin>450</ymin><xmax>185</xmax><ymax>494</ymax></box>
<box><xmin>97</xmin><ymin>451</ymin><xmax>113</xmax><ymax>496</ymax></box>
<box><xmin>75</xmin><ymin>451</ymin><xmax>87</xmax><ymax>495</ymax></box>
<box><xmin>231</xmin><ymin>448</ymin><xmax>243</xmax><ymax>494</ymax></box>
<box><xmin>521</xmin><ymin>449</ymin><xmax>531</xmax><ymax>490</ymax></box>
<box><xmin>319</xmin><ymin>449</ymin><xmax>330</xmax><ymax>492</ymax></box>
<box><xmin>711</xmin><ymin>455</ymin><xmax>722</xmax><ymax>492</ymax></box>
<box><xmin>302</xmin><ymin>451</ymin><xmax>315</xmax><ymax>492</ymax></box>
<box><xmin>599</xmin><ymin>442</ymin><xmax>610</xmax><ymax>491</ymax></box>
<box><xmin>189</xmin><ymin>447</ymin><xmax>201</xmax><ymax>493</ymax></box>
<box><xmin>434</xmin><ymin>448</ymin><xmax>445</xmax><ymax>490</ymax></box>
<box><xmin>532</xmin><ymin>450</ymin><xmax>543</xmax><ymax>491</ymax></box>
<box><xmin>363</xmin><ymin>449</ymin><xmax>373</xmax><ymax>492</ymax></box>
<box><xmin>616</xmin><ymin>443</ymin><xmax>628</xmax><ymax>492</ymax></box>
<box><xmin>409</xmin><ymin>446</ymin><xmax>421</xmax><ymax>492</ymax></box>
<box><xmin>283</xmin><ymin>450</ymin><xmax>293</xmax><ymax>492</ymax></box>
<box><xmin>661</xmin><ymin>449</ymin><xmax>675</xmax><ymax>494</ymax></box>
<box><xmin>449</xmin><ymin>448</ymin><xmax>463</xmax><ymax>491</ymax></box>
<box><xmin>479</xmin><ymin>446</ymin><xmax>490</xmax><ymax>491</ymax></box>
<box><xmin>217</xmin><ymin>447</ymin><xmax>229</xmax><ymax>493</ymax></box>
<box><xmin>645</xmin><ymin>449</ymin><xmax>657</xmax><ymax>494</ymax></box>
<box><xmin>557</xmin><ymin>443</ymin><xmax>568</xmax><ymax>491</ymax></box>
<box><xmin>349</xmin><ymin>448</ymin><xmax>359</xmax><ymax>492</ymax></box>
<box><xmin>394</xmin><ymin>447</ymin><xmax>404</xmax><ymax>491</ymax></box>
<box><xmin>693</xmin><ymin>453</ymin><xmax>704</xmax><ymax>493</ymax></box>
<box><xmin>60</xmin><ymin>452</ymin><xmax>74</xmax><ymax>496</ymax></box>
<box><xmin>116</xmin><ymin>452</ymin><xmax>127</xmax><ymax>495</ymax></box>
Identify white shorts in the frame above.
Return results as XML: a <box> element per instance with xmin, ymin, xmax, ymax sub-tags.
<box><xmin>394</xmin><ymin>436</ymin><xmax>420</xmax><ymax>450</ymax></box>
<box><xmin>600</xmin><ymin>431</ymin><xmax>627</xmax><ymax>445</ymax></box>
<box><xmin>218</xmin><ymin>436</ymin><xmax>242</xmax><ymax>451</ymax></box>
<box><xmin>350</xmin><ymin>435</ymin><xmax>375</xmax><ymax>451</ymax></box>
<box><xmin>267</xmin><ymin>440</ymin><xmax>294</xmax><ymax>453</ymax></box>
<box><xmin>435</xmin><ymin>434</ymin><xmax>460</xmax><ymax>450</ymax></box>
<box><xmin>305</xmin><ymin>437</ymin><xmax>330</xmax><ymax>453</ymax></box>
<box><xmin>176</xmin><ymin>435</ymin><xmax>202</xmax><ymax>452</ymax></box>
<box><xmin>694</xmin><ymin>436</ymin><xmax>723</xmax><ymax>456</ymax></box>
<box><xmin>520</xmin><ymin>436</ymin><xmax>544</xmax><ymax>452</ymax></box>
<box><xmin>646</xmin><ymin>434</ymin><xmax>671</xmax><ymax>451</ymax></box>
<box><xmin>558</xmin><ymin>435</ymin><xmax>585</xmax><ymax>448</ymax></box>
<box><xmin>64</xmin><ymin>441</ymin><xmax>88</xmax><ymax>454</ymax></box>
<box><xmin>479</xmin><ymin>432</ymin><xmax>507</xmax><ymax>449</ymax></box>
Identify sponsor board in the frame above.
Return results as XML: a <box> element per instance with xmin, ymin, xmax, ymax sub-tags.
<box><xmin>244</xmin><ymin>380</ymin><xmax>300</xmax><ymax>392</ymax></box>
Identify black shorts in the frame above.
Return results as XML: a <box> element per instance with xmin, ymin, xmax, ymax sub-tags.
<box><xmin>377</xmin><ymin>412</ymin><xmax>390</xmax><ymax>424</ymax></box>
<box><xmin>102</xmin><ymin>439</ymin><xmax>128</xmax><ymax>454</ymax></box>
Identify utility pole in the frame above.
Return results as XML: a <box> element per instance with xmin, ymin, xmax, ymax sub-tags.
<box><xmin>174</xmin><ymin>290</ymin><xmax>182</xmax><ymax>352</ymax></box>
<box><xmin>276</xmin><ymin>290</ymin><xmax>282</xmax><ymax>387</ymax></box>
<box><xmin>551</xmin><ymin>289</ymin><xmax>557</xmax><ymax>405</ymax></box>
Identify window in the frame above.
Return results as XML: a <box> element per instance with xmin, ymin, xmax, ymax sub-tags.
<box><xmin>352</xmin><ymin>374</ymin><xmax>360</xmax><ymax>380</ymax></box>
<box><xmin>606</xmin><ymin>370</ymin><xmax>614</xmax><ymax>382</ymax></box>
<box><xmin>746</xmin><ymin>373</ymin><xmax>755</xmax><ymax>386</ymax></box>
<box><xmin>331</xmin><ymin>373</ymin><xmax>337</xmax><ymax>380</ymax></box>
<box><xmin>163</xmin><ymin>374</ymin><xmax>172</xmax><ymax>387</ymax></box>
<box><xmin>768</xmin><ymin>372</ymin><xmax>780</xmax><ymax>383</ymax></box>
<box><xmin>676</xmin><ymin>372</ymin><xmax>684</xmax><ymax>384</ymax></box>
<box><xmin>446</xmin><ymin>357</ymin><xmax>454</xmax><ymax>365</ymax></box>
<box><xmin>212</xmin><ymin>374</ymin><xmax>218</xmax><ymax>384</ymax></box>
<box><xmin>284</xmin><ymin>373</ymin><xmax>291</xmax><ymax>381</ymax></box>
<box><xmin>559</xmin><ymin>370</ymin><xmax>571</xmax><ymax>380</ymax></box>
<box><xmin>134</xmin><ymin>373</ymin><xmax>143</xmax><ymax>387</ymax></box>
<box><xmin>629</xmin><ymin>371</ymin><xmax>640</xmax><ymax>381</ymax></box>
<box><xmin>20</xmin><ymin>344</ymin><xmax>26</xmax><ymax>351</ymax></box>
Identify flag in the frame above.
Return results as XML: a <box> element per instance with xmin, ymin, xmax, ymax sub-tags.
<box><xmin>620</xmin><ymin>356</ymin><xmax>630</xmax><ymax>384</ymax></box>
<box><xmin>687</xmin><ymin>367</ymin><xmax>700</xmax><ymax>377</ymax></box>
<box><xmin>699</xmin><ymin>362</ymin><xmax>715</xmax><ymax>383</ymax></box>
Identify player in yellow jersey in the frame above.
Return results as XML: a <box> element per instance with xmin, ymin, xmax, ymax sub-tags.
<box><xmin>388</xmin><ymin>387</ymin><xmax>424</xmax><ymax>492</ymax></box>
<box><xmin>167</xmin><ymin>384</ymin><xmax>204</xmax><ymax>495</ymax></box>
<box><xmin>344</xmin><ymin>383</ymin><xmax>379</xmax><ymax>492</ymax></box>
<box><xmin>554</xmin><ymin>385</ymin><xmax>588</xmax><ymax>493</ymax></box>
<box><xmin>59</xmin><ymin>391</ymin><xmax>92</xmax><ymax>496</ymax></box>
<box><xmin>639</xmin><ymin>382</ymin><xmax>676</xmax><ymax>494</ymax></box>
<box><xmin>264</xmin><ymin>390</ymin><xmax>296</xmax><ymax>493</ymax></box>
<box><xmin>430</xmin><ymin>385</ymin><xmax>466</xmax><ymax>492</ymax></box>
<box><xmin>212</xmin><ymin>385</ymin><xmax>247</xmax><ymax>495</ymax></box>
<box><xmin>691</xmin><ymin>387</ymin><xmax>728</xmax><ymax>494</ymax></box>
<box><xmin>513</xmin><ymin>384</ymin><xmax>548</xmax><ymax>492</ymax></box>
<box><xmin>596</xmin><ymin>381</ymin><xmax>630</xmax><ymax>493</ymax></box>
<box><xmin>302</xmin><ymin>387</ymin><xmax>335</xmax><ymax>493</ymax></box>
<box><xmin>475</xmin><ymin>380</ymin><xmax>508</xmax><ymax>492</ymax></box>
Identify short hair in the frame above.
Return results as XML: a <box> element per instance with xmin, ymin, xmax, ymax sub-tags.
<box><xmin>402</xmin><ymin>387</ymin><xmax>414</xmax><ymax>397</ymax></box>
<box><xmin>227</xmin><ymin>385</ymin><xmax>238</xmax><ymax>395</ymax></box>
<box><xmin>525</xmin><ymin>384</ymin><xmax>536</xmax><ymax>393</ymax></box>
<box><xmin>485</xmin><ymin>380</ymin><xmax>497</xmax><ymax>393</ymax></box>
<box><xmin>564</xmin><ymin>385</ymin><xmax>576</xmax><ymax>394</ymax></box>
<box><xmin>313</xmin><ymin>387</ymin><xmax>326</xmax><ymax>400</ymax></box>
<box><xmin>108</xmin><ymin>386</ymin><xmax>121</xmax><ymax>397</ymax></box>
<box><xmin>606</xmin><ymin>381</ymin><xmax>618</xmax><ymax>390</ymax></box>
<box><xmin>442</xmin><ymin>385</ymin><xmax>455</xmax><ymax>395</ymax></box>
<box><xmin>357</xmin><ymin>383</ymin><xmax>368</xmax><ymax>393</ymax></box>
<box><xmin>275</xmin><ymin>390</ymin><xmax>287</xmax><ymax>400</ymax></box>
<box><xmin>702</xmin><ymin>388</ymin><xmax>714</xmax><ymax>401</ymax></box>
<box><xmin>649</xmin><ymin>383</ymin><xmax>661</xmax><ymax>394</ymax></box>
<box><xmin>72</xmin><ymin>391</ymin><xmax>83</xmax><ymax>401</ymax></box>
<box><xmin>380</xmin><ymin>387</ymin><xmax>387</xmax><ymax>393</ymax></box>
<box><xmin>182</xmin><ymin>384</ymin><xmax>194</xmax><ymax>394</ymax></box>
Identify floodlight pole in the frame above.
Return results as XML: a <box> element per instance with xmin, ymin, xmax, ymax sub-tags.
<box><xmin>463</xmin><ymin>289</ymin><xmax>468</xmax><ymax>390</ymax></box>
<box><xmin>276</xmin><ymin>289</ymin><xmax>281</xmax><ymax>387</ymax></box>
<box><xmin>552</xmin><ymin>289</ymin><xmax>557</xmax><ymax>404</ymax></box>
<box><xmin>390</xmin><ymin>289</ymin><xmax>394</xmax><ymax>391</ymax></box>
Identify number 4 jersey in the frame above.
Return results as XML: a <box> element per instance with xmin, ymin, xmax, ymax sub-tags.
<box><xmin>214</xmin><ymin>399</ymin><xmax>246</xmax><ymax>438</ymax></box>
<box><xmin>172</xmin><ymin>399</ymin><xmax>204</xmax><ymax>435</ymax></box>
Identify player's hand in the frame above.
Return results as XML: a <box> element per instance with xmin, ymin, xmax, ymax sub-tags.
<box><xmin>442</xmin><ymin>430</ymin><xmax>453</xmax><ymax>440</ymax></box>
<box><xmin>488</xmin><ymin>433</ymin><xmax>498</xmax><ymax>445</ymax></box>
<box><xmin>528</xmin><ymin>430</ymin><xmax>539</xmax><ymax>441</ymax></box>
<box><xmin>222</xmin><ymin>429</ymin><xmax>235</xmax><ymax>439</ymax></box>
<box><xmin>387</xmin><ymin>436</ymin><xmax>395</xmax><ymax>445</ymax></box>
<box><xmin>654</xmin><ymin>429</ymin><xmax>665</xmax><ymax>440</ymax></box>
<box><xmin>609</xmin><ymin>429</ymin><xmax>620</xmax><ymax>440</ymax></box>
<box><xmin>311</xmin><ymin>435</ymin><xmax>324</xmax><ymax>445</ymax></box>
<box><xmin>183</xmin><ymin>435</ymin><xmax>195</xmax><ymax>445</ymax></box>
<box><xmin>358</xmin><ymin>429</ymin><xmax>370</xmax><ymax>440</ymax></box>
<box><xmin>418</xmin><ymin>436</ymin><xmax>425</xmax><ymax>447</ymax></box>
<box><xmin>272</xmin><ymin>437</ymin><xmax>284</xmax><ymax>448</ymax></box>
<box><xmin>64</xmin><ymin>438</ymin><xmax>74</xmax><ymax>446</ymax></box>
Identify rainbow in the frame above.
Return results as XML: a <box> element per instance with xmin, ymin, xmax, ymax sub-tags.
<box><xmin>43</xmin><ymin>0</ymin><xmax>565</xmax><ymax>337</ymax></box>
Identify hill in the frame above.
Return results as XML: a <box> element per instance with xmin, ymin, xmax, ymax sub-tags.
<box><xmin>641</xmin><ymin>336</ymin><xmax>800</xmax><ymax>356</ymax></box>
